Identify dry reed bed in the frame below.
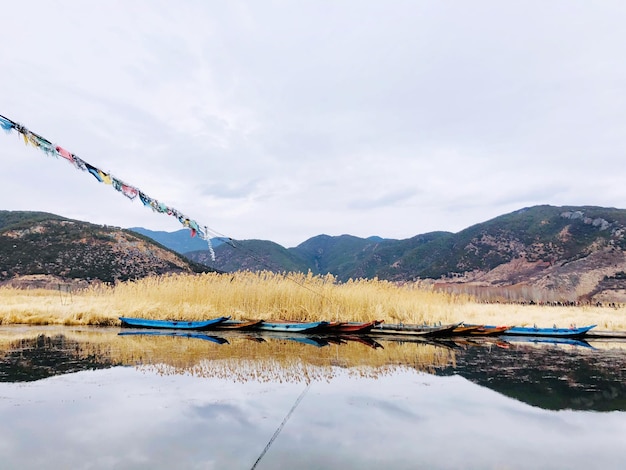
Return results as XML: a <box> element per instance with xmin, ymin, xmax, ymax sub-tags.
<box><xmin>0</xmin><ymin>271</ymin><xmax>623</xmax><ymax>329</ymax></box>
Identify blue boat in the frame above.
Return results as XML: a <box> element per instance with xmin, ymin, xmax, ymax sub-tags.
<box><xmin>119</xmin><ymin>316</ymin><xmax>230</xmax><ymax>330</ymax></box>
<box><xmin>256</xmin><ymin>321</ymin><xmax>330</xmax><ymax>333</ymax></box>
<box><xmin>500</xmin><ymin>324</ymin><xmax>596</xmax><ymax>338</ymax></box>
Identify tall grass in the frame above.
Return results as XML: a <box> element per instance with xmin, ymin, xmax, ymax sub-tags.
<box><xmin>0</xmin><ymin>271</ymin><xmax>623</xmax><ymax>329</ymax></box>
<box><xmin>0</xmin><ymin>271</ymin><xmax>465</xmax><ymax>325</ymax></box>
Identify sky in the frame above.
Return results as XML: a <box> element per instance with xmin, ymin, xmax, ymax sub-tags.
<box><xmin>2</xmin><ymin>1</ymin><xmax>626</xmax><ymax>248</ymax></box>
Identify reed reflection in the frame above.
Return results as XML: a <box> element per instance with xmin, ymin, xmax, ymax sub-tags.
<box><xmin>1</xmin><ymin>326</ymin><xmax>625</xmax><ymax>411</ymax></box>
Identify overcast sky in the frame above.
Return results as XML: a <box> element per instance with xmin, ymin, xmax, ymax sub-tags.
<box><xmin>2</xmin><ymin>1</ymin><xmax>625</xmax><ymax>247</ymax></box>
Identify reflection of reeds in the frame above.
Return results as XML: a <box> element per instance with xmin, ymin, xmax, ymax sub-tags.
<box><xmin>0</xmin><ymin>327</ymin><xmax>456</xmax><ymax>383</ymax></box>
<box><xmin>115</xmin><ymin>334</ymin><xmax>458</xmax><ymax>383</ymax></box>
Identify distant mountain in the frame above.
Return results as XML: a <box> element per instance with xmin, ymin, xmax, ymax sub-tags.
<box><xmin>185</xmin><ymin>231</ymin><xmax>457</xmax><ymax>282</ymax></box>
<box><xmin>0</xmin><ymin>211</ymin><xmax>215</xmax><ymax>287</ymax></box>
<box><xmin>5</xmin><ymin>206</ymin><xmax>626</xmax><ymax>303</ymax></box>
<box><xmin>128</xmin><ymin>227</ymin><xmax>224</xmax><ymax>255</ymax></box>
<box><xmin>183</xmin><ymin>205</ymin><xmax>626</xmax><ymax>303</ymax></box>
<box><xmin>188</xmin><ymin>239</ymin><xmax>311</xmax><ymax>273</ymax></box>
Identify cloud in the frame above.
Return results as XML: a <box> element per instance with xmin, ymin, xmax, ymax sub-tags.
<box><xmin>2</xmin><ymin>1</ymin><xmax>626</xmax><ymax>247</ymax></box>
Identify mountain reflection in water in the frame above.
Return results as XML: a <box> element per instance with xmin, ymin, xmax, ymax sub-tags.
<box><xmin>437</xmin><ymin>336</ymin><xmax>626</xmax><ymax>411</ymax></box>
<box><xmin>0</xmin><ymin>326</ymin><xmax>624</xmax><ymax>412</ymax></box>
<box><xmin>0</xmin><ymin>326</ymin><xmax>625</xmax><ymax>470</ymax></box>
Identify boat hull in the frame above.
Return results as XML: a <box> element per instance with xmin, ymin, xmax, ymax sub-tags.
<box><xmin>256</xmin><ymin>321</ymin><xmax>330</xmax><ymax>333</ymax></box>
<box><xmin>470</xmin><ymin>326</ymin><xmax>510</xmax><ymax>336</ymax></box>
<box><xmin>328</xmin><ymin>320</ymin><xmax>384</xmax><ymax>333</ymax></box>
<box><xmin>502</xmin><ymin>325</ymin><xmax>596</xmax><ymax>338</ymax></box>
<box><xmin>451</xmin><ymin>325</ymin><xmax>482</xmax><ymax>335</ymax></box>
<box><xmin>118</xmin><ymin>316</ymin><xmax>230</xmax><ymax>330</ymax></box>
<box><xmin>215</xmin><ymin>320</ymin><xmax>264</xmax><ymax>330</ymax></box>
<box><xmin>372</xmin><ymin>322</ymin><xmax>463</xmax><ymax>337</ymax></box>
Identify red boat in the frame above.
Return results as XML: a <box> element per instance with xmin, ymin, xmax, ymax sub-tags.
<box><xmin>327</xmin><ymin>320</ymin><xmax>384</xmax><ymax>333</ymax></box>
<box><xmin>470</xmin><ymin>326</ymin><xmax>510</xmax><ymax>336</ymax></box>
<box><xmin>451</xmin><ymin>325</ymin><xmax>482</xmax><ymax>335</ymax></box>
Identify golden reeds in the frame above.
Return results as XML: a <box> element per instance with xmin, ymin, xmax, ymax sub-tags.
<box><xmin>0</xmin><ymin>271</ymin><xmax>623</xmax><ymax>329</ymax></box>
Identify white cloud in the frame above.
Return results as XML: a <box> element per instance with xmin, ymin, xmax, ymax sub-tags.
<box><xmin>2</xmin><ymin>1</ymin><xmax>626</xmax><ymax>247</ymax></box>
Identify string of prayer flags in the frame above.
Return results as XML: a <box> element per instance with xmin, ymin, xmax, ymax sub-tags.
<box><xmin>0</xmin><ymin>113</ymin><xmax>216</xmax><ymax>261</ymax></box>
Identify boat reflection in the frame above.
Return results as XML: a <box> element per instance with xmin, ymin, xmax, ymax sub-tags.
<box><xmin>118</xmin><ymin>330</ymin><xmax>230</xmax><ymax>344</ymax></box>
<box><xmin>0</xmin><ymin>326</ymin><xmax>625</xmax><ymax>411</ymax></box>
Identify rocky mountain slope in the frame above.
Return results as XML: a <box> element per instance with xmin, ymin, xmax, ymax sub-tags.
<box><xmin>0</xmin><ymin>211</ymin><xmax>214</xmax><ymax>287</ymax></box>
<box><xmin>184</xmin><ymin>205</ymin><xmax>626</xmax><ymax>303</ymax></box>
<box><xmin>4</xmin><ymin>206</ymin><xmax>626</xmax><ymax>303</ymax></box>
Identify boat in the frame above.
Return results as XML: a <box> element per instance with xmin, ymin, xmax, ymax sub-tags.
<box><xmin>118</xmin><ymin>316</ymin><xmax>230</xmax><ymax>330</ymax></box>
<box><xmin>469</xmin><ymin>326</ymin><xmax>510</xmax><ymax>336</ymax></box>
<box><xmin>118</xmin><ymin>331</ymin><xmax>229</xmax><ymax>344</ymax></box>
<box><xmin>500</xmin><ymin>324</ymin><xmax>596</xmax><ymax>338</ymax></box>
<box><xmin>325</xmin><ymin>320</ymin><xmax>384</xmax><ymax>333</ymax></box>
<box><xmin>371</xmin><ymin>321</ymin><xmax>463</xmax><ymax>337</ymax></box>
<box><xmin>214</xmin><ymin>319</ymin><xmax>264</xmax><ymax>330</ymax></box>
<box><xmin>256</xmin><ymin>320</ymin><xmax>330</xmax><ymax>333</ymax></box>
<box><xmin>451</xmin><ymin>325</ymin><xmax>482</xmax><ymax>335</ymax></box>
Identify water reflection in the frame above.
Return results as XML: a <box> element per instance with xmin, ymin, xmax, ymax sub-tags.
<box><xmin>119</xmin><ymin>330</ymin><xmax>230</xmax><ymax>344</ymax></box>
<box><xmin>1</xmin><ymin>327</ymin><xmax>625</xmax><ymax>411</ymax></box>
<box><xmin>0</xmin><ymin>326</ymin><xmax>625</xmax><ymax>469</ymax></box>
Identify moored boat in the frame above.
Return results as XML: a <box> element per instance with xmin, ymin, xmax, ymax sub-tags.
<box><xmin>501</xmin><ymin>324</ymin><xmax>596</xmax><ymax>338</ymax></box>
<box><xmin>451</xmin><ymin>325</ymin><xmax>482</xmax><ymax>335</ymax></box>
<box><xmin>119</xmin><ymin>316</ymin><xmax>230</xmax><ymax>330</ymax></box>
<box><xmin>326</xmin><ymin>320</ymin><xmax>384</xmax><ymax>333</ymax></box>
<box><xmin>372</xmin><ymin>322</ymin><xmax>463</xmax><ymax>337</ymax></box>
<box><xmin>215</xmin><ymin>319</ymin><xmax>264</xmax><ymax>330</ymax></box>
<box><xmin>470</xmin><ymin>326</ymin><xmax>510</xmax><ymax>336</ymax></box>
<box><xmin>256</xmin><ymin>320</ymin><xmax>330</xmax><ymax>333</ymax></box>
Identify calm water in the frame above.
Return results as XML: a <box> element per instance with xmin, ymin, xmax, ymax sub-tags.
<box><xmin>0</xmin><ymin>326</ymin><xmax>625</xmax><ymax>469</ymax></box>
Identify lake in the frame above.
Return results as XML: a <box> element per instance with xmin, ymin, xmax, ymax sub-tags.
<box><xmin>1</xmin><ymin>326</ymin><xmax>625</xmax><ymax>469</ymax></box>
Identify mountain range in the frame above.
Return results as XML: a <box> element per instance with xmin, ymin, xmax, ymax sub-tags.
<box><xmin>2</xmin><ymin>206</ymin><xmax>626</xmax><ymax>303</ymax></box>
<box><xmin>183</xmin><ymin>205</ymin><xmax>626</xmax><ymax>303</ymax></box>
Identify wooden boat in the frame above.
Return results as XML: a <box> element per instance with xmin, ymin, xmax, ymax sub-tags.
<box><xmin>501</xmin><ymin>324</ymin><xmax>596</xmax><ymax>338</ymax></box>
<box><xmin>470</xmin><ymin>326</ymin><xmax>510</xmax><ymax>336</ymax></box>
<box><xmin>214</xmin><ymin>319</ymin><xmax>264</xmax><ymax>330</ymax></box>
<box><xmin>118</xmin><ymin>331</ymin><xmax>229</xmax><ymax>344</ymax></box>
<box><xmin>118</xmin><ymin>316</ymin><xmax>230</xmax><ymax>330</ymax></box>
<box><xmin>371</xmin><ymin>322</ymin><xmax>462</xmax><ymax>337</ymax></box>
<box><xmin>255</xmin><ymin>320</ymin><xmax>330</xmax><ymax>333</ymax></box>
<box><xmin>451</xmin><ymin>325</ymin><xmax>482</xmax><ymax>335</ymax></box>
<box><xmin>326</xmin><ymin>320</ymin><xmax>384</xmax><ymax>333</ymax></box>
